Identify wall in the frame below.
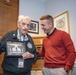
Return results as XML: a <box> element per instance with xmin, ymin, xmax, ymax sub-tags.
<box><xmin>19</xmin><ymin>0</ymin><xmax>46</xmax><ymax>36</ymax></box>
<box><xmin>0</xmin><ymin>0</ymin><xmax>19</xmax><ymax>39</ymax></box>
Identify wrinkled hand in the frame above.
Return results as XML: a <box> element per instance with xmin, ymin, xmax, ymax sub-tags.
<box><xmin>22</xmin><ymin>52</ymin><xmax>34</xmax><ymax>59</ymax></box>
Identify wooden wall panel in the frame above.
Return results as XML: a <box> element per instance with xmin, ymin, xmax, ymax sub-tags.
<box><xmin>0</xmin><ymin>53</ymin><xmax>4</xmax><ymax>74</ymax></box>
<box><xmin>32</xmin><ymin>36</ymin><xmax>45</xmax><ymax>70</ymax></box>
<box><xmin>0</xmin><ymin>0</ymin><xmax>19</xmax><ymax>74</ymax></box>
<box><xmin>0</xmin><ymin>0</ymin><xmax>19</xmax><ymax>39</ymax></box>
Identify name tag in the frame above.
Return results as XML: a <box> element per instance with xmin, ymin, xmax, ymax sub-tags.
<box><xmin>18</xmin><ymin>58</ymin><xmax>24</xmax><ymax>68</ymax></box>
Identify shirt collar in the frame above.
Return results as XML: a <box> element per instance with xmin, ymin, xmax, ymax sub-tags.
<box><xmin>17</xmin><ymin>29</ymin><xmax>28</xmax><ymax>41</ymax></box>
<box><xmin>47</xmin><ymin>28</ymin><xmax>56</xmax><ymax>36</ymax></box>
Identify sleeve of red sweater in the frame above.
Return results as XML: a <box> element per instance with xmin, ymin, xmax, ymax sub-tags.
<box><xmin>38</xmin><ymin>41</ymin><xmax>45</xmax><ymax>57</ymax></box>
<box><xmin>62</xmin><ymin>32</ymin><xmax>75</xmax><ymax>70</ymax></box>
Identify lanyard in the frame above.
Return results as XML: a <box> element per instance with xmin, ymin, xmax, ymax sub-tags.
<box><xmin>20</xmin><ymin>35</ymin><xmax>24</xmax><ymax>41</ymax></box>
<box><xmin>17</xmin><ymin>29</ymin><xmax>28</xmax><ymax>41</ymax></box>
<box><xmin>19</xmin><ymin>35</ymin><xmax>28</xmax><ymax>41</ymax></box>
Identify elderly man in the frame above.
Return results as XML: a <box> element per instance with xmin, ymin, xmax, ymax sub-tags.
<box><xmin>0</xmin><ymin>15</ymin><xmax>38</xmax><ymax>75</ymax></box>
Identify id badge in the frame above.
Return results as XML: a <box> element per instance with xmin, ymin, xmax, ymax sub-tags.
<box><xmin>18</xmin><ymin>58</ymin><xmax>24</xmax><ymax>68</ymax></box>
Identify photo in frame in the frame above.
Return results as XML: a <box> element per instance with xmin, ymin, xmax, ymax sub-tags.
<box><xmin>54</xmin><ymin>11</ymin><xmax>70</xmax><ymax>33</ymax></box>
<box><xmin>6</xmin><ymin>41</ymin><xmax>26</xmax><ymax>57</ymax></box>
<box><xmin>28</xmin><ymin>20</ymin><xmax>39</xmax><ymax>34</ymax></box>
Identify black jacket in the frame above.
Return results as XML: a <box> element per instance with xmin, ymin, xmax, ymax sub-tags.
<box><xmin>0</xmin><ymin>29</ymin><xmax>38</xmax><ymax>73</ymax></box>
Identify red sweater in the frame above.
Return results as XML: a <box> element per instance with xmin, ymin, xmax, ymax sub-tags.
<box><xmin>39</xmin><ymin>29</ymin><xmax>75</xmax><ymax>70</ymax></box>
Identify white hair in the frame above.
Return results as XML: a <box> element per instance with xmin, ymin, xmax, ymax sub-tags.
<box><xmin>18</xmin><ymin>15</ymin><xmax>31</xmax><ymax>23</ymax></box>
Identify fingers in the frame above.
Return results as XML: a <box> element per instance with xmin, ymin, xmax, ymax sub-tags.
<box><xmin>22</xmin><ymin>52</ymin><xmax>34</xmax><ymax>59</ymax></box>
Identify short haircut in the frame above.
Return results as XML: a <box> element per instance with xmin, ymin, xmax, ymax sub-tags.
<box><xmin>40</xmin><ymin>15</ymin><xmax>53</xmax><ymax>24</ymax></box>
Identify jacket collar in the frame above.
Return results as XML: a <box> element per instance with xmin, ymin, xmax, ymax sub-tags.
<box><xmin>12</xmin><ymin>29</ymin><xmax>29</xmax><ymax>41</ymax></box>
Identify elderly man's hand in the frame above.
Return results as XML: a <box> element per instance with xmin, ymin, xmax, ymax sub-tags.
<box><xmin>22</xmin><ymin>52</ymin><xmax>34</xmax><ymax>59</ymax></box>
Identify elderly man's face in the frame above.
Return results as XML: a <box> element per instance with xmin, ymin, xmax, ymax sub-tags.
<box><xmin>18</xmin><ymin>19</ymin><xmax>30</xmax><ymax>36</ymax></box>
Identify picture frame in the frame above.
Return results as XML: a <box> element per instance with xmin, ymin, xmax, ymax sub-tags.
<box><xmin>28</xmin><ymin>20</ymin><xmax>39</xmax><ymax>34</ymax></box>
<box><xmin>54</xmin><ymin>11</ymin><xmax>70</xmax><ymax>33</ymax></box>
<box><xmin>6</xmin><ymin>41</ymin><xmax>26</xmax><ymax>57</ymax></box>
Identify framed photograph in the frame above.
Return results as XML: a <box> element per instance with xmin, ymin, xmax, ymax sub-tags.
<box><xmin>28</xmin><ymin>20</ymin><xmax>39</xmax><ymax>34</ymax></box>
<box><xmin>6</xmin><ymin>41</ymin><xmax>26</xmax><ymax>57</ymax></box>
<box><xmin>54</xmin><ymin>11</ymin><xmax>70</xmax><ymax>33</ymax></box>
